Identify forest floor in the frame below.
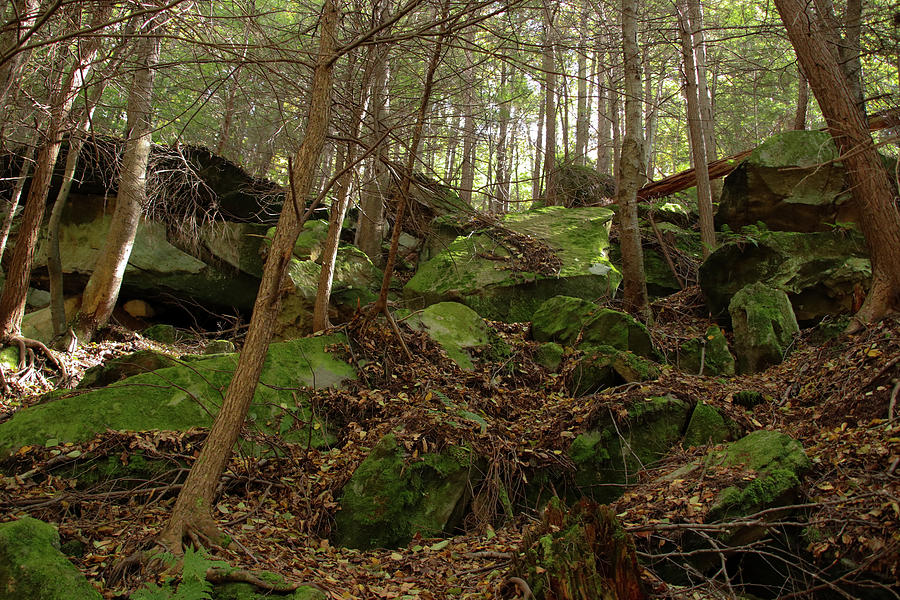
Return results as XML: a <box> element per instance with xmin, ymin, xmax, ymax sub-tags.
<box><xmin>0</xmin><ymin>289</ymin><xmax>898</xmax><ymax>599</ymax></box>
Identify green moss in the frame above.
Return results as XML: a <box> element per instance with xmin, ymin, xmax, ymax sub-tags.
<box><xmin>405</xmin><ymin>207</ymin><xmax>621</xmax><ymax>322</ymax></box>
<box><xmin>405</xmin><ymin>302</ymin><xmax>490</xmax><ymax>370</ymax></box>
<box><xmin>729</xmin><ymin>283</ymin><xmax>799</xmax><ymax>373</ymax></box>
<box><xmin>683</xmin><ymin>402</ymin><xmax>733</xmax><ymax>447</ymax></box>
<box><xmin>678</xmin><ymin>326</ymin><xmax>736</xmax><ymax>376</ymax></box>
<box><xmin>535</xmin><ymin>342</ymin><xmax>564</xmax><ymax>371</ymax></box>
<box><xmin>335</xmin><ymin>434</ymin><xmax>479</xmax><ymax>549</ymax></box>
<box><xmin>0</xmin><ymin>336</ymin><xmax>355</xmax><ymax>457</ymax></box>
<box><xmin>142</xmin><ymin>324</ymin><xmax>178</xmax><ymax>344</ymax></box>
<box><xmin>569</xmin><ymin>396</ymin><xmax>690</xmax><ymax>503</ymax></box>
<box><xmin>0</xmin><ymin>347</ymin><xmax>19</xmax><ymax>370</ymax></box>
<box><xmin>0</xmin><ymin>517</ymin><xmax>101</xmax><ymax>600</ymax></box>
<box><xmin>571</xmin><ymin>345</ymin><xmax>660</xmax><ymax>396</ymax></box>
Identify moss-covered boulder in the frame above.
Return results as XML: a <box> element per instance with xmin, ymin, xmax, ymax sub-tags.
<box><xmin>273</xmin><ymin>246</ymin><xmax>382</xmax><ymax>340</ymax></box>
<box><xmin>404</xmin><ymin>207</ymin><xmax>621</xmax><ymax>323</ymax></box>
<box><xmin>552</xmin><ymin>163</ymin><xmax>617</xmax><ymax>207</ymax></box>
<box><xmin>77</xmin><ymin>350</ymin><xmax>173</xmax><ymax>389</ymax></box>
<box><xmin>677</xmin><ymin>326</ymin><xmax>735</xmax><ymax>376</ymax></box>
<box><xmin>729</xmin><ymin>283</ymin><xmax>799</xmax><ymax>374</ymax></box>
<box><xmin>707</xmin><ymin>430</ymin><xmax>811</xmax><ymax>523</ymax></box>
<box><xmin>334</xmin><ymin>434</ymin><xmax>479</xmax><ymax>549</ymax></box>
<box><xmin>199</xmin><ymin>220</ymin><xmax>268</xmax><ymax>278</ymax></box>
<box><xmin>212</xmin><ymin>582</ymin><xmax>326</xmax><ymax>600</ymax></box>
<box><xmin>0</xmin><ymin>517</ymin><xmax>101</xmax><ymax>600</ymax></box>
<box><xmin>535</xmin><ymin>342</ymin><xmax>565</xmax><ymax>371</ymax></box>
<box><xmin>0</xmin><ymin>335</ymin><xmax>355</xmax><ymax>457</ymax></box>
<box><xmin>571</xmin><ymin>345</ymin><xmax>660</xmax><ymax>396</ymax></box>
<box><xmin>33</xmin><ymin>208</ymin><xmax>261</xmax><ymax>313</ymax></box>
<box><xmin>716</xmin><ymin>130</ymin><xmax>860</xmax><ymax>232</ymax></box>
<box><xmin>569</xmin><ymin>396</ymin><xmax>692</xmax><ymax>503</ymax></box>
<box><xmin>531</xmin><ymin>296</ymin><xmax>655</xmax><ymax>359</ymax></box>
<box><xmin>404</xmin><ymin>302</ymin><xmax>490</xmax><ymax>370</ymax></box>
<box><xmin>699</xmin><ymin>228</ymin><xmax>870</xmax><ymax>323</ymax></box>
<box><xmin>683</xmin><ymin>402</ymin><xmax>735</xmax><ymax>447</ymax></box>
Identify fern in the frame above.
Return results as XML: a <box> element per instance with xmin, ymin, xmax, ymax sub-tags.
<box><xmin>131</xmin><ymin>547</ymin><xmax>231</xmax><ymax>600</ymax></box>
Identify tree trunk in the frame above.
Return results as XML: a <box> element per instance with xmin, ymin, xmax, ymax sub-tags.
<box><xmin>794</xmin><ymin>65</ymin><xmax>808</xmax><ymax>130</ymax></box>
<box><xmin>458</xmin><ymin>40</ymin><xmax>476</xmax><ymax>206</ymax></box>
<box><xmin>617</xmin><ymin>0</ymin><xmax>650</xmax><ymax>322</ymax></box>
<box><xmin>0</xmin><ymin>0</ymin><xmax>40</xmax><ymax>111</ymax></box>
<box><xmin>775</xmin><ymin>0</ymin><xmax>900</xmax><ymax>324</ymax></box>
<box><xmin>532</xmin><ymin>86</ymin><xmax>544</xmax><ymax>201</ymax></box>
<box><xmin>677</xmin><ymin>0</ymin><xmax>715</xmax><ymax>258</ymax></box>
<box><xmin>75</xmin><ymin>16</ymin><xmax>159</xmax><ymax>342</ymax></box>
<box><xmin>158</xmin><ymin>0</ymin><xmax>339</xmax><ymax>552</ymax></box>
<box><xmin>0</xmin><ymin>31</ymin><xmax>94</xmax><ymax>340</ymax></box>
<box><xmin>575</xmin><ymin>4</ymin><xmax>589</xmax><ymax>166</ymax></box>
<box><xmin>0</xmin><ymin>143</ymin><xmax>33</xmax><ymax>269</ymax></box>
<box><xmin>541</xmin><ymin>2</ymin><xmax>557</xmax><ymax>205</ymax></box>
<box><xmin>494</xmin><ymin>62</ymin><xmax>510</xmax><ymax>212</ymax></box>
<box><xmin>355</xmin><ymin>0</ymin><xmax>391</xmax><ymax>264</ymax></box>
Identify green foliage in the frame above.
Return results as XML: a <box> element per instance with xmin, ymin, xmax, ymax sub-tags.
<box><xmin>131</xmin><ymin>548</ymin><xmax>231</xmax><ymax>600</ymax></box>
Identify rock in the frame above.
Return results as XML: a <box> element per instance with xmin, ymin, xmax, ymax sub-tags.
<box><xmin>677</xmin><ymin>325</ymin><xmax>735</xmax><ymax>376</ymax></box>
<box><xmin>21</xmin><ymin>296</ymin><xmax>81</xmax><ymax>345</ymax></box>
<box><xmin>33</xmin><ymin>205</ymin><xmax>261</xmax><ymax>312</ymax></box>
<box><xmin>531</xmin><ymin>296</ymin><xmax>656</xmax><ymax>359</ymax></box>
<box><xmin>404</xmin><ymin>302</ymin><xmax>490</xmax><ymax>370</ymax></box>
<box><xmin>273</xmin><ymin>246</ymin><xmax>382</xmax><ymax>340</ymax></box>
<box><xmin>213</xmin><ymin>582</ymin><xmax>326</xmax><ymax>600</ymax></box>
<box><xmin>706</xmin><ymin>430</ymin><xmax>810</xmax><ymax>528</ymax></box>
<box><xmin>0</xmin><ymin>517</ymin><xmax>101</xmax><ymax>600</ymax></box>
<box><xmin>569</xmin><ymin>396</ymin><xmax>692</xmax><ymax>503</ymax></box>
<box><xmin>699</xmin><ymin>229</ymin><xmax>870</xmax><ymax>323</ymax></box>
<box><xmin>683</xmin><ymin>402</ymin><xmax>734</xmax><ymax>447</ymax></box>
<box><xmin>142</xmin><ymin>323</ymin><xmax>178</xmax><ymax>344</ymax></box>
<box><xmin>729</xmin><ymin>283</ymin><xmax>799</xmax><ymax>374</ymax></box>
<box><xmin>716</xmin><ymin>130</ymin><xmax>857</xmax><ymax>232</ymax></box>
<box><xmin>204</xmin><ymin>339</ymin><xmax>235</xmax><ymax>354</ymax></box>
<box><xmin>122</xmin><ymin>299</ymin><xmax>155</xmax><ymax>318</ymax></box>
<box><xmin>405</xmin><ymin>206</ymin><xmax>621</xmax><ymax>323</ymax></box>
<box><xmin>334</xmin><ymin>433</ymin><xmax>479</xmax><ymax>549</ymax></box>
<box><xmin>76</xmin><ymin>350</ymin><xmax>173</xmax><ymax>389</ymax></box>
<box><xmin>0</xmin><ymin>335</ymin><xmax>356</xmax><ymax>457</ymax></box>
<box><xmin>199</xmin><ymin>221</ymin><xmax>268</xmax><ymax>277</ymax></box>
<box><xmin>552</xmin><ymin>163</ymin><xmax>616</xmax><ymax>207</ymax></box>
<box><xmin>26</xmin><ymin>287</ymin><xmax>51</xmax><ymax>309</ymax></box>
<box><xmin>513</xmin><ymin>497</ymin><xmax>647</xmax><ymax>600</ymax></box>
<box><xmin>534</xmin><ymin>342</ymin><xmax>564</xmax><ymax>371</ymax></box>
<box><xmin>571</xmin><ymin>345</ymin><xmax>660</xmax><ymax>396</ymax></box>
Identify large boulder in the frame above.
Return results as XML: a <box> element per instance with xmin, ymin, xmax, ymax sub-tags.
<box><xmin>729</xmin><ymin>283</ymin><xmax>799</xmax><ymax>374</ymax></box>
<box><xmin>404</xmin><ymin>206</ymin><xmax>621</xmax><ymax>323</ymax></box>
<box><xmin>334</xmin><ymin>433</ymin><xmax>479</xmax><ymax>549</ymax></box>
<box><xmin>0</xmin><ymin>517</ymin><xmax>101</xmax><ymax>600</ymax></box>
<box><xmin>0</xmin><ymin>335</ymin><xmax>355</xmax><ymax>457</ymax></box>
<box><xmin>33</xmin><ymin>203</ymin><xmax>260</xmax><ymax>312</ymax></box>
<box><xmin>531</xmin><ymin>296</ymin><xmax>655</xmax><ymax>359</ymax></box>
<box><xmin>699</xmin><ymin>229</ymin><xmax>870</xmax><ymax>323</ymax></box>
<box><xmin>568</xmin><ymin>396</ymin><xmax>692</xmax><ymax>503</ymax></box>
<box><xmin>716</xmin><ymin>130</ymin><xmax>857</xmax><ymax>232</ymax></box>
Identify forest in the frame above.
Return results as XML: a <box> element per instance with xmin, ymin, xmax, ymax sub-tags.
<box><xmin>0</xmin><ymin>0</ymin><xmax>899</xmax><ymax>598</ymax></box>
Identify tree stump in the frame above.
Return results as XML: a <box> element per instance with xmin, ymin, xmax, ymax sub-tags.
<box><xmin>510</xmin><ymin>497</ymin><xmax>646</xmax><ymax>600</ymax></box>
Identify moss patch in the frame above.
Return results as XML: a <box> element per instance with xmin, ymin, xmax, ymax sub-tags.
<box><xmin>729</xmin><ymin>283</ymin><xmax>799</xmax><ymax>374</ymax></box>
<box><xmin>0</xmin><ymin>517</ymin><xmax>101</xmax><ymax>600</ymax></box>
<box><xmin>0</xmin><ymin>335</ymin><xmax>355</xmax><ymax>457</ymax></box>
<box><xmin>405</xmin><ymin>302</ymin><xmax>490</xmax><ymax>370</ymax></box>
<box><xmin>334</xmin><ymin>434</ymin><xmax>479</xmax><ymax>549</ymax></box>
<box><xmin>404</xmin><ymin>207</ymin><xmax>621</xmax><ymax>322</ymax></box>
<box><xmin>683</xmin><ymin>402</ymin><xmax>734</xmax><ymax>447</ymax></box>
<box><xmin>677</xmin><ymin>326</ymin><xmax>735</xmax><ymax>376</ymax></box>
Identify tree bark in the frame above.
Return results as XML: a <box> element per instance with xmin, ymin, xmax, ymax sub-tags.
<box><xmin>677</xmin><ymin>0</ymin><xmax>715</xmax><ymax>258</ymax></box>
<box><xmin>541</xmin><ymin>2</ymin><xmax>557</xmax><ymax>205</ymax></box>
<box><xmin>76</xmin><ymin>14</ymin><xmax>158</xmax><ymax>342</ymax></box>
<box><xmin>617</xmin><ymin>0</ymin><xmax>650</xmax><ymax>322</ymax></box>
<box><xmin>158</xmin><ymin>0</ymin><xmax>339</xmax><ymax>553</ymax></box>
<box><xmin>458</xmin><ymin>37</ymin><xmax>476</xmax><ymax>206</ymax></box>
<box><xmin>0</xmin><ymin>143</ymin><xmax>33</xmax><ymax>270</ymax></box>
<box><xmin>775</xmin><ymin>0</ymin><xmax>900</xmax><ymax>324</ymax></box>
<box><xmin>494</xmin><ymin>62</ymin><xmax>510</xmax><ymax>212</ymax></box>
<box><xmin>575</xmin><ymin>3</ymin><xmax>589</xmax><ymax>166</ymax></box>
<box><xmin>0</xmin><ymin>0</ymin><xmax>41</xmax><ymax>112</ymax></box>
<box><xmin>532</xmin><ymin>85</ymin><xmax>544</xmax><ymax>202</ymax></box>
<box><xmin>794</xmin><ymin>65</ymin><xmax>808</xmax><ymax>130</ymax></box>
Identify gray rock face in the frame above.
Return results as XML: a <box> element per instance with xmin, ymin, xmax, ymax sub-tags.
<box><xmin>699</xmin><ymin>229</ymin><xmax>870</xmax><ymax>323</ymax></box>
<box><xmin>716</xmin><ymin>130</ymin><xmax>856</xmax><ymax>232</ymax></box>
<box><xmin>729</xmin><ymin>283</ymin><xmax>800</xmax><ymax>374</ymax></box>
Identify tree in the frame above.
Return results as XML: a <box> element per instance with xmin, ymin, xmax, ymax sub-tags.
<box><xmin>774</xmin><ymin>0</ymin><xmax>900</xmax><ymax>325</ymax></box>
<box><xmin>157</xmin><ymin>0</ymin><xmax>339</xmax><ymax>553</ymax></box>
<box><xmin>617</xmin><ymin>0</ymin><xmax>650</xmax><ymax>322</ymax></box>
<box><xmin>75</xmin><ymin>10</ymin><xmax>161</xmax><ymax>342</ymax></box>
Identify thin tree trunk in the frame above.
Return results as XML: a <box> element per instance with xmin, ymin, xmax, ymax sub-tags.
<box><xmin>76</xmin><ymin>16</ymin><xmax>158</xmax><ymax>342</ymax></box>
<box><xmin>0</xmin><ymin>144</ymin><xmax>33</xmax><ymax>269</ymax></box>
<box><xmin>495</xmin><ymin>62</ymin><xmax>510</xmax><ymax>212</ymax></box>
<box><xmin>775</xmin><ymin>0</ymin><xmax>900</xmax><ymax>324</ymax></box>
<box><xmin>575</xmin><ymin>4</ymin><xmax>589</xmax><ymax>166</ymax></box>
<box><xmin>542</xmin><ymin>2</ymin><xmax>557</xmax><ymax>204</ymax></box>
<box><xmin>596</xmin><ymin>46</ymin><xmax>611</xmax><ymax>175</ymax></box>
<box><xmin>158</xmin><ymin>0</ymin><xmax>339</xmax><ymax>552</ymax></box>
<box><xmin>617</xmin><ymin>0</ymin><xmax>650</xmax><ymax>322</ymax></box>
<box><xmin>532</xmin><ymin>86</ymin><xmax>544</xmax><ymax>201</ymax></box>
<box><xmin>677</xmin><ymin>0</ymin><xmax>715</xmax><ymax>258</ymax></box>
<box><xmin>0</xmin><ymin>0</ymin><xmax>40</xmax><ymax>111</ymax></box>
<box><xmin>794</xmin><ymin>65</ymin><xmax>808</xmax><ymax>130</ymax></box>
<box><xmin>458</xmin><ymin>40</ymin><xmax>476</xmax><ymax>205</ymax></box>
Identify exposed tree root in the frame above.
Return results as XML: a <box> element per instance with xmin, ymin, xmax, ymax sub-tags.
<box><xmin>0</xmin><ymin>335</ymin><xmax>68</xmax><ymax>394</ymax></box>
